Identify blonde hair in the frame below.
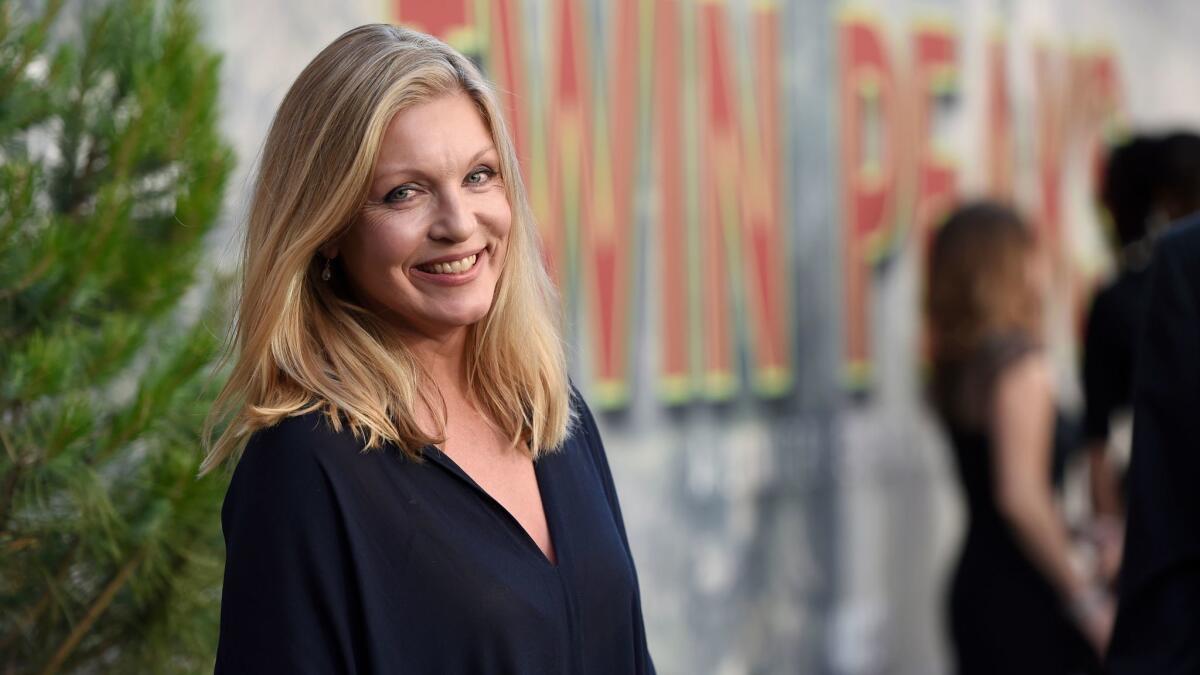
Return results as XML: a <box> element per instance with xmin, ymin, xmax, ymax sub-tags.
<box><xmin>202</xmin><ymin>25</ymin><xmax>571</xmax><ymax>473</ymax></box>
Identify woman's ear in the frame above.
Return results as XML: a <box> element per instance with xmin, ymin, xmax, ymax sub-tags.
<box><xmin>320</xmin><ymin>243</ymin><xmax>339</xmax><ymax>259</ymax></box>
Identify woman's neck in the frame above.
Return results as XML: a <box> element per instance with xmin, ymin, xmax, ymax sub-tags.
<box><xmin>403</xmin><ymin>328</ymin><xmax>471</xmax><ymax>400</ymax></box>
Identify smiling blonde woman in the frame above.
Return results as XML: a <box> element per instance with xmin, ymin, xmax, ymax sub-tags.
<box><xmin>204</xmin><ymin>25</ymin><xmax>655</xmax><ymax>674</ymax></box>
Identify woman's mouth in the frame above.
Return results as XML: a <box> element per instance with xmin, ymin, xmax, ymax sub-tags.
<box><xmin>416</xmin><ymin>253</ymin><xmax>478</xmax><ymax>275</ymax></box>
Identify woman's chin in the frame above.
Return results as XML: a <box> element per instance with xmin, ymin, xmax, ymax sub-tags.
<box><xmin>422</xmin><ymin>307</ymin><xmax>494</xmax><ymax>334</ymax></box>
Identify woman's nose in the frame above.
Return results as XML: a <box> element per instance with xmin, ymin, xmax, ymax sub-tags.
<box><xmin>429</xmin><ymin>191</ymin><xmax>477</xmax><ymax>242</ymax></box>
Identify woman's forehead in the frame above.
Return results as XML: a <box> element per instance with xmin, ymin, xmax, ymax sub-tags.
<box><xmin>374</xmin><ymin>93</ymin><xmax>494</xmax><ymax>170</ymax></box>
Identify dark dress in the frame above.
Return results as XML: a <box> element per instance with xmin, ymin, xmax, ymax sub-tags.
<box><xmin>938</xmin><ymin>340</ymin><xmax>1103</xmax><ymax>675</ymax></box>
<box><xmin>214</xmin><ymin>391</ymin><xmax>656</xmax><ymax>675</ymax></box>
<box><xmin>1109</xmin><ymin>217</ymin><xmax>1200</xmax><ymax>674</ymax></box>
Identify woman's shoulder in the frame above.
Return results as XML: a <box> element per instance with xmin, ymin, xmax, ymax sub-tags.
<box><xmin>240</xmin><ymin>411</ymin><xmax>362</xmax><ymax>467</ymax></box>
<box><xmin>941</xmin><ymin>337</ymin><xmax>1047</xmax><ymax>431</ymax></box>
<box><xmin>222</xmin><ymin>411</ymin><xmax>419</xmax><ymax>551</ymax></box>
<box><xmin>228</xmin><ymin>411</ymin><xmax>368</xmax><ymax>505</ymax></box>
<box><xmin>993</xmin><ymin>350</ymin><xmax>1052</xmax><ymax>396</ymax></box>
<box><xmin>561</xmin><ymin>384</ymin><xmax>619</xmax><ymax>478</ymax></box>
<box><xmin>990</xmin><ymin>349</ymin><xmax>1054</xmax><ymax>430</ymax></box>
<box><xmin>565</xmin><ymin>383</ymin><xmax>600</xmax><ymax>442</ymax></box>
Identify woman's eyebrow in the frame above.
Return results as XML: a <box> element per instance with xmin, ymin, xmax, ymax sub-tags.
<box><xmin>467</xmin><ymin>145</ymin><xmax>499</xmax><ymax>165</ymax></box>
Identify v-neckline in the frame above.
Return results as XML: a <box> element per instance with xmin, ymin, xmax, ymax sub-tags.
<box><xmin>422</xmin><ymin>445</ymin><xmax>561</xmax><ymax>569</ymax></box>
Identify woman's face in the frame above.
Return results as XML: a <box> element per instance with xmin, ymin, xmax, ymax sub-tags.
<box><xmin>330</xmin><ymin>91</ymin><xmax>511</xmax><ymax>341</ymax></box>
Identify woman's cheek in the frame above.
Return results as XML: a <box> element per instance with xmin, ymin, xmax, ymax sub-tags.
<box><xmin>370</xmin><ymin>218</ymin><xmax>424</xmax><ymax>263</ymax></box>
<box><xmin>487</xmin><ymin>196</ymin><xmax>514</xmax><ymax>237</ymax></box>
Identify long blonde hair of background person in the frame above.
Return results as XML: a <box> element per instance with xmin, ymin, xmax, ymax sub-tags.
<box><xmin>201</xmin><ymin>25</ymin><xmax>571</xmax><ymax>473</ymax></box>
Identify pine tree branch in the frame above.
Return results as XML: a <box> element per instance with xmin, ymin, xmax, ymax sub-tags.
<box><xmin>94</xmin><ymin>329</ymin><xmax>217</xmax><ymax>465</ymax></box>
<box><xmin>0</xmin><ymin>466</ymin><xmax>21</xmax><ymax>528</ymax></box>
<box><xmin>69</xmin><ymin>528</ymin><xmax>211</xmax><ymax>669</ymax></box>
<box><xmin>0</xmin><ymin>250</ymin><xmax>54</xmax><ymax>300</ymax></box>
<box><xmin>50</xmin><ymin>6</ymin><xmax>111</xmax><ymax>216</ymax></box>
<box><xmin>37</xmin><ymin>545</ymin><xmax>148</xmax><ymax>675</ymax></box>
<box><xmin>35</xmin><ymin>454</ymin><xmax>201</xmax><ymax>671</ymax></box>
<box><xmin>0</xmin><ymin>539</ymin><xmax>78</xmax><ymax>653</ymax></box>
<box><xmin>0</xmin><ymin>0</ymin><xmax>65</xmax><ymax>100</ymax></box>
<box><xmin>0</xmin><ymin>425</ymin><xmax>22</xmax><ymax>527</ymax></box>
<box><xmin>50</xmin><ymin>124</ymin><xmax>144</xmax><ymax>316</ymax></box>
<box><xmin>64</xmin><ymin>144</ymin><xmax>106</xmax><ymax>216</ymax></box>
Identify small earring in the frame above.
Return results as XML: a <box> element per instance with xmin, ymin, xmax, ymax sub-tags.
<box><xmin>321</xmin><ymin>256</ymin><xmax>332</xmax><ymax>282</ymax></box>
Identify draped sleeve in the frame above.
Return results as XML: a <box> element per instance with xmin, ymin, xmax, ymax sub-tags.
<box><xmin>215</xmin><ymin>414</ymin><xmax>370</xmax><ymax>674</ymax></box>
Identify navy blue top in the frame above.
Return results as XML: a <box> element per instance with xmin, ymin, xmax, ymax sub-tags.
<box><xmin>214</xmin><ymin>392</ymin><xmax>655</xmax><ymax>674</ymax></box>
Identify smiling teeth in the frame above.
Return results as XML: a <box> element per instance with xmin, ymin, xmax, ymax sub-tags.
<box><xmin>421</xmin><ymin>253</ymin><xmax>477</xmax><ymax>275</ymax></box>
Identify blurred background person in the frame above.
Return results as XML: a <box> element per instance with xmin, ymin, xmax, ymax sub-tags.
<box><xmin>1107</xmin><ymin>135</ymin><xmax>1200</xmax><ymax>674</ymax></box>
<box><xmin>927</xmin><ymin>203</ymin><xmax>1109</xmax><ymax>674</ymax></box>
<box><xmin>1080</xmin><ymin>134</ymin><xmax>1163</xmax><ymax>585</ymax></box>
<box><xmin>1081</xmin><ymin>130</ymin><xmax>1200</xmax><ymax>589</ymax></box>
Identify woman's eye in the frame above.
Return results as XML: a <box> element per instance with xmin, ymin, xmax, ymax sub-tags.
<box><xmin>466</xmin><ymin>167</ymin><xmax>496</xmax><ymax>185</ymax></box>
<box><xmin>385</xmin><ymin>186</ymin><xmax>416</xmax><ymax>203</ymax></box>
